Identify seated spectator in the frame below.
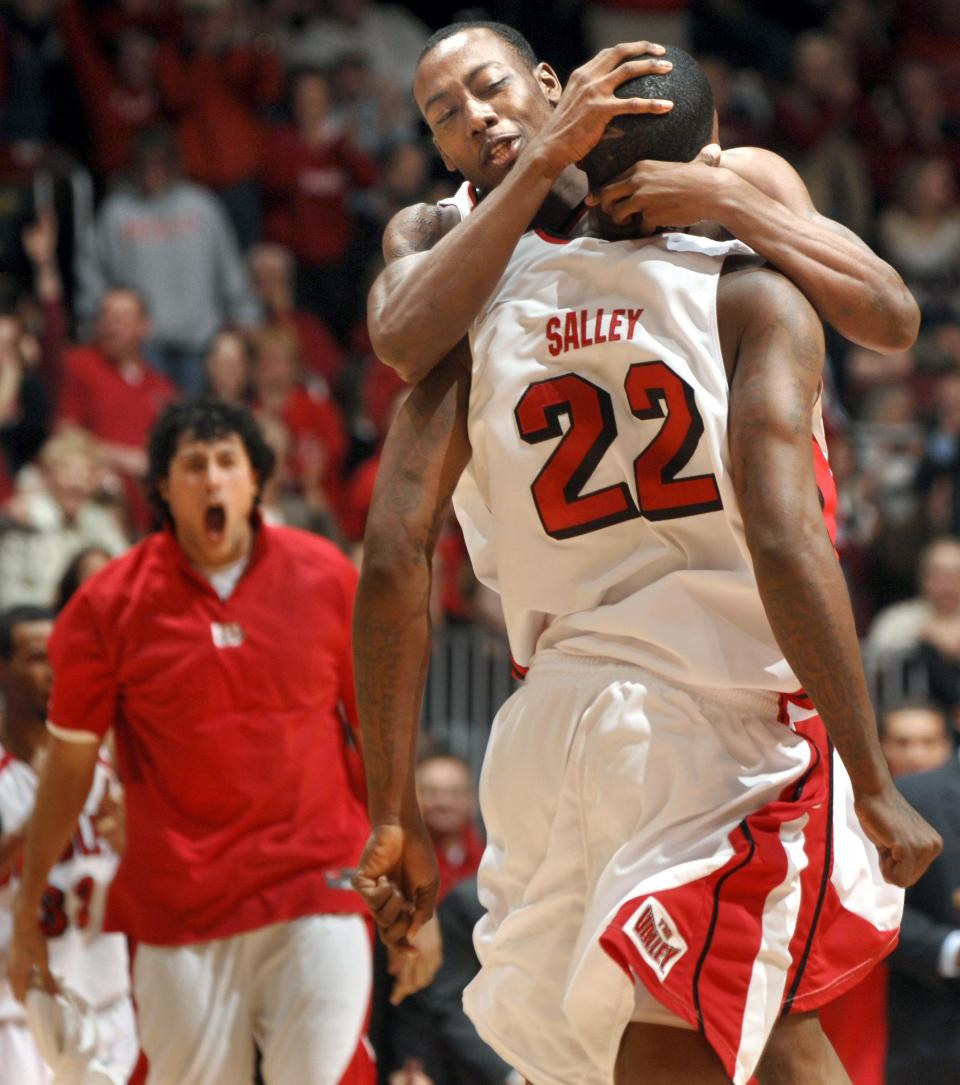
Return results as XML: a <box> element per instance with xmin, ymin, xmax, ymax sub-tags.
<box><xmin>0</xmin><ymin>430</ymin><xmax>127</xmax><ymax>608</ymax></box>
<box><xmin>251</xmin><ymin>324</ymin><xmax>347</xmax><ymax>522</ymax></box>
<box><xmin>58</xmin><ymin>287</ymin><xmax>177</xmax><ymax>532</ymax></box>
<box><xmin>415</xmin><ymin>750</ymin><xmax>484</xmax><ymax>905</ymax></box>
<box><xmin>59</xmin><ymin>0</ymin><xmax>162</xmax><ymax>182</ymax></box>
<box><xmin>866</xmin><ymin>537</ymin><xmax>960</xmax><ymax>655</ymax></box>
<box><xmin>75</xmin><ymin>126</ymin><xmax>261</xmax><ymax>392</ymax></box>
<box><xmin>916</xmin><ymin>366</ymin><xmax>960</xmax><ymax>536</ymax></box>
<box><xmin>881</xmin><ymin>700</ymin><xmax>955</xmax><ymax>778</ymax></box>
<box><xmin>203</xmin><ymin>329</ymin><xmax>252</xmax><ymax>405</ymax></box>
<box><xmin>887</xmin><ymin>710</ymin><xmax>960</xmax><ymax>1083</ymax></box>
<box><xmin>263</xmin><ymin>67</ymin><xmax>377</xmax><ymax>338</ymax></box>
<box><xmin>155</xmin><ymin>0</ymin><xmax>282</xmax><ymax>248</ymax></box>
<box><xmin>247</xmin><ymin>243</ymin><xmax>345</xmax><ymax>387</ymax></box>
<box><xmin>878</xmin><ymin>155</ymin><xmax>960</xmax><ymax>319</ymax></box>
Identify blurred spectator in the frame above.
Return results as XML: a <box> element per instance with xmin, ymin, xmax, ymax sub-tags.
<box><xmin>887</xmin><ymin>711</ymin><xmax>960</xmax><ymax>1082</ymax></box>
<box><xmin>75</xmin><ymin>126</ymin><xmax>261</xmax><ymax>392</ymax></box>
<box><xmin>820</xmin><ymin>697</ymin><xmax>953</xmax><ymax>1085</ymax></box>
<box><xmin>774</xmin><ymin>30</ymin><xmax>872</xmax><ymax>237</ymax></box>
<box><xmin>251</xmin><ymin>323</ymin><xmax>347</xmax><ymax>524</ymax></box>
<box><xmin>330</xmin><ymin>50</ymin><xmax>418</xmax><ymax>158</ymax></box>
<box><xmin>881</xmin><ymin>701</ymin><xmax>954</xmax><ymax>779</ymax></box>
<box><xmin>155</xmin><ymin>0</ymin><xmax>282</xmax><ymax>248</ymax></box>
<box><xmin>285</xmin><ymin>0</ymin><xmax>430</xmax><ymax>99</ymax></box>
<box><xmin>384</xmin><ymin>876</ymin><xmax>521</xmax><ymax>1085</ymax></box>
<box><xmin>0</xmin><ymin>429</ymin><xmax>127</xmax><ymax>608</ymax></box>
<box><xmin>54</xmin><ymin>543</ymin><xmax>112</xmax><ymax>612</ymax></box>
<box><xmin>866</xmin><ymin>537</ymin><xmax>960</xmax><ymax>656</ymax></box>
<box><xmin>58</xmin><ymin>287</ymin><xmax>176</xmax><ymax>532</ymax></box>
<box><xmin>878</xmin><ymin>156</ymin><xmax>960</xmax><ymax>319</ymax></box>
<box><xmin>0</xmin><ymin>309</ymin><xmax>51</xmax><ymax>506</ymax></box>
<box><xmin>698</xmin><ymin>55</ymin><xmax>771</xmax><ymax>149</ymax></box>
<box><xmin>203</xmin><ymin>328</ymin><xmax>252</xmax><ymax>404</ymax></box>
<box><xmin>917</xmin><ymin>368</ymin><xmax>960</xmax><ymax>537</ymax></box>
<box><xmin>247</xmin><ymin>242</ymin><xmax>345</xmax><ymax>386</ymax></box>
<box><xmin>355</xmin><ymin>140</ymin><xmax>431</xmax><ymax>266</ymax></box>
<box><xmin>263</xmin><ymin>67</ymin><xmax>377</xmax><ymax>338</ymax></box>
<box><xmin>0</xmin><ymin>0</ymin><xmax>83</xmax><ymax>153</ymax></box>
<box><xmin>415</xmin><ymin>750</ymin><xmax>483</xmax><ymax>905</ymax></box>
<box><xmin>59</xmin><ymin>0</ymin><xmax>161</xmax><ymax>183</ymax></box>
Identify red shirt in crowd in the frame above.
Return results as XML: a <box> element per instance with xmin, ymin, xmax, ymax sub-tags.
<box><xmin>58</xmin><ymin>345</ymin><xmax>176</xmax><ymax>447</ymax></box>
<box><xmin>263</xmin><ymin>123</ymin><xmax>377</xmax><ymax>265</ymax></box>
<box><xmin>280</xmin><ymin>310</ymin><xmax>345</xmax><ymax>386</ymax></box>
<box><xmin>48</xmin><ymin>520</ymin><xmax>369</xmax><ymax>945</ymax></box>
<box><xmin>433</xmin><ymin>823</ymin><xmax>485</xmax><ymax>905</ymax></box>
<box><xmin>157</xmin><ymin>43</ymin><xmax>281</xmax><ymax>189</ymax></box>
<box><xmin>59</xmin><ymin>0</ymin><xmax>162</xmax><ymax>179</ymax></box>
<box><xmin>267</xmin><ymin>385</ymin><xmax>348</xmax><ymax>510</ymax></box>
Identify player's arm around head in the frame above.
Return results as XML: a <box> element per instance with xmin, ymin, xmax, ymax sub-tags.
<box><xmin>352</xmin><ymin>344</ymin><xmax>472</xmax><ymax>948</ymax></box>
<box><xmin>721</xmin><ymin>266</ymin><xmax>940</xmax><ymax>888</ymax></box>
<box><xmin>591</xmin><ymin>144</ymin><xmax>919</xmax><ymax>354</ymax></box>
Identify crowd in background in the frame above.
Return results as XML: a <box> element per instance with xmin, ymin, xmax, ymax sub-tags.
<box><xmin>0</xmin><ymin>0</ymin><xmax>957</xmax><ymax>1082</ymax></box>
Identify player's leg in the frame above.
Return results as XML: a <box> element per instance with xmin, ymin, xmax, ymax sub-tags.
<box><xmin>616</xmin><ymin>1022</ymin><xmax>731</xmax><ymax>1084</ymax></box>
<box><xmin>132</xmin><ymin>939</ymin><xmax>255</xmax><ymax>1085</ymax></box>
<box><xmin>755</xmin><ymin>1012</ymin><xmax>851</xmax><ymax>1085</ymax></box>
<box><xmin>253</xmin><ymin>913</ymin><xmax>372</xmax><ymax>1085</ymax></box>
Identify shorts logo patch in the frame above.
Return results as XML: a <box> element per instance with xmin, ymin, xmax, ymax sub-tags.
<box><xmin>628</xmin><ymin>897</ymin><xmax>687</xmax><ymax>982</ymax></box>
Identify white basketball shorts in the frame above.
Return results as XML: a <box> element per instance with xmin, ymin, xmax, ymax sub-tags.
<box><xmin>464</xmin><ymin>652</ymin><xmax>903</xmax><ymax>1085</ymax></box>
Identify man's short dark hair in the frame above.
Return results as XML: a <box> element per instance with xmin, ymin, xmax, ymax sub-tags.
<box><xmin>146</xmin><ymin>398</ymin><xmax>276</xmax><ymax>525</ymax></box>
<box><xmin>418</xmin><ymin>21</ymin><xmax>538</xmax><ymax>71</ymax></box>
<box><xmin>581</xmin><ymin>47</ymin><xmax>714</xmax><ymax>190</ymax></box>
<box><xmin>0</xmin><ymin>605</ymin><xmax>54</xmax><ymax>660</ymax></box>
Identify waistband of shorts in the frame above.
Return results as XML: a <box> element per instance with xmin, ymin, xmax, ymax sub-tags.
<box><xmin>525</xmin><ymin>649</ymin><xmax>783</xmax><ymax>715</ymax></box>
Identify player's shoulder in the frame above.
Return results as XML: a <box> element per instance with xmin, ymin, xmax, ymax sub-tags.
<box><xmin>383</xmin><ymin>200</ymin><xmax>461</xmax><ymax>261</ymax></box>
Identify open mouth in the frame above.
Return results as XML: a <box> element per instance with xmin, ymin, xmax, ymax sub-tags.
<box><xmin>205</xmin><ymin>505</ymin><xmax>226</xmax><ymax>538</ymax></box>
<box><xmin>484</xmin><ymin>135</ymin><xmax>521</xmax><ymax>168</ymax></box>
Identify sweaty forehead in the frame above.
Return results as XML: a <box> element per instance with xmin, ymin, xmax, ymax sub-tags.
<box><xmin>414</xmin><ymin>29</ymin><xmax>521</xmax><ymax>110</ymax></box>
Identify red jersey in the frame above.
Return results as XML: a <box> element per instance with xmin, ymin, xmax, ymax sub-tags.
<box><xmin>48</xmin><ymin>520</ymin><xmax>369</xmax><ymax>945</ymax></box>
<box><xmin>58</xmin><ymin>346</ymin><xmax>176</xmax><ymax>448</ymax></box>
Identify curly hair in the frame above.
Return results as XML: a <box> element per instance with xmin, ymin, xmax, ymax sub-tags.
<box><xmin>146</xmin><ymin>397</ymin><xmax>276</xmax><ymax>525</ymax></box>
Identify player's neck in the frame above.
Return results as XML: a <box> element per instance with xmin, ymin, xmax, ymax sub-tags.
<box><xmin>531</xmin><ymin>164</ymin><xmax>588</xmax><ymax>233</ymax></box>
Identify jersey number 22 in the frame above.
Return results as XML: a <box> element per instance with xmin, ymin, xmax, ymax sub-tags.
<box><xmin>515</xmin><ymin>361</ymin><xmax>723</xmax><ymax>540</ymax></box>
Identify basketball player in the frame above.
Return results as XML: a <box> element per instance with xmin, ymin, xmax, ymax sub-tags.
<box><xmin>367</xmin><ymin>22</ymin><xmax>918</xmax><ymax>386</ymax></box>
<box><xmin>0</xmin><ymin>604</ymin><xmax>137</xmax><ymax>1084</ymax></box>
<box><xmin>6</xmin><ymin>400</ymin><xmax>391</xmax><ymax>1085</ymax></box>
<box><xmin>352</xmin><ymin>47</ymin><xmax>941</xmax><ymax>1085</ymax></box>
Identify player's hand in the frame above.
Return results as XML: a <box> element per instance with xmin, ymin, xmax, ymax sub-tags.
<box><xmin>387</xmin><ymin>913</ymin><xmax>443</xmax><ymax>1005</ymax></box>
<box><xmin>529</xmin><ymin>43</ymin><xmax>674</xmax><ymax>178</ymax></box>
<box><xmin>585</xmin><ymin>143</ymin><xmax>724</xmax><ymax>227</ymax></box>
<box><xmin>855</xmin><ymin>783</ymin><xmax>943</xmax><ymax>887</ymax></box>
<box><xmin>352</xmin><ymin>821</ymin><xmax>439</xmax><ymax>951</ymax></box>
<box><xmin>8</xmin><ymin>897</ymin><xmax>56</xmax><ymax>1003</ymax></box>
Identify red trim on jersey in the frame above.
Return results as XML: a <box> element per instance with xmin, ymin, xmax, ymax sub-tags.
<box><xmin>812</xmin><ymin>436</ymin><xmax>838</xmax><ymax>546</ymax></box>
<box><xmin>510</xmin><ymin>658</ymin><xmax>529</xmax><ymax>681</ymax></box>
<box><xmin>468</xmin><ymin>183</ymin><xmax>478</xmax><ymax>208</ymax></box>
<box><xmin>534</xmin><ymin>227</ymin><xmax>572</xmax><ymax>245</ymax></box>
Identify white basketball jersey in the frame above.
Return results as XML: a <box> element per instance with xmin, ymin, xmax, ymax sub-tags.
<box><xmin>0</xmin><ymin>749</ymin><xmax>129</xmax><ymax>1022</ymax></box>
<box><xmin>454</xmin><ymin>228</ymin><xmax>830</xmax><ymax>690</ymax></box>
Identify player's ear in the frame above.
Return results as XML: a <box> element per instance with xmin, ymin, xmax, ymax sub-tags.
<box><xmin>535</xmin><ymin>62</ymin><xmax>562</xmax><ymax>105</ymax></box>
<box><xmin>432</xmin><ymin>136</ymin><xmax>457</xmax><ymax>172</ymax></box>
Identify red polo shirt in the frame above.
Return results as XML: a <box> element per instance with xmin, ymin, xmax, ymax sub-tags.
<box><xmin>58</xmin><ymin>346</ymin><xmax>176</xmax><ymax>448</ymax></box>
<box><xmin>48</xmin><ymin>521</ymin><xmax>369</xmax><ymax>945</ymax></box>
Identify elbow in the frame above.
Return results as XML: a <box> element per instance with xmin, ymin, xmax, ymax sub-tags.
<box><xmin>868</xmin><ymin>281</ymin><xmax>921</xmax><ymax>355</ymax></box>
<box><xmin>360</xmin><ymin>521</ymin><xmax>430</xmax><ymax>592</ymax></box>
<box><xmin>367</xmin><ymin>324</ymin><xmax>428</xmax><ymax>385</ymax></box>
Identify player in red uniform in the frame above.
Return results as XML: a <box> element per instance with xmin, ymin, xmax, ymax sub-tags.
<box><xmin>6</xmin><ymin>398</ymin><xmax>385</xmax><ymax>1084</ymax></box>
